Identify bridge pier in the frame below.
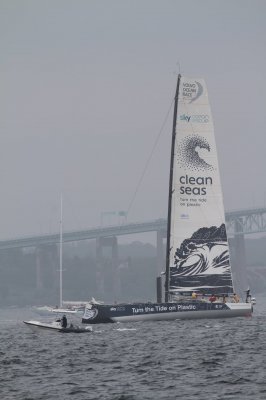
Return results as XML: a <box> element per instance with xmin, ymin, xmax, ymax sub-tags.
<box><xmin>35</xmin><ymin>245</ymin><xmax>58</xmax><ymax>300</ymax></box>
<box><xmin>96</xmin><ymin>236</ymin><xmax>118</xmax><ymax>300</ymax></box>
<box><xmin>35</xmin><ymin>247</ymin><xmax>43</xmax><ymax>290</ymax></box>
<box><xmin>229</xmin><ymin>218</ymin><xmax>248</xmax><ymax>297</ymax></box>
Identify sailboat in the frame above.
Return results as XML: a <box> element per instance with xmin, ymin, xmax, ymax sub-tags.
<box><xmin>82</xmin><ymin>74</ymin><xmax>254</xmax><ymax>324</ymax></box>
<box><xmin>33</xmin><ymin>196</ymin><xmax>85</xmax><ymax>316</ymax></box>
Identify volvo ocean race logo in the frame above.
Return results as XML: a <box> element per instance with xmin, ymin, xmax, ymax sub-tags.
<box><xmin>177</xmin><ymin>134</ymin><xmax>214</xmax><ymax>172</ymax></box>
<box><xmin>182</xmin><ymin>81</ymin><xmax>203</xmax><ymax>103</ymax></box>
<box><xmin>84</xmin><ymin>308</ymin><xmax>98</xmax><ymax>320</ymax></box>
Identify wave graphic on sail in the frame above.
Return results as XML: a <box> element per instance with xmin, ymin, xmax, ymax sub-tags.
<box><xmin>176</xmin><ymin>134</ymin><xmax>214</xmax><ymax>172</ymax></box>
<box><xmin>170</xmin><ymin>224</ymin><xmax>233</xmax><ymax>295</ymax></box>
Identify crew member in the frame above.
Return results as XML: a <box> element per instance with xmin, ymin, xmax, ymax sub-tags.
<box><xmin>245</xmin><ymin>289</ymin><xmax>251</xmax><ymax>303</ymax></box>
<box><xmin>209</xmin><ymin>294</ymin><xmax>217</xmax><ymax>303</ymax></box>
<box><xmin>61</xmin><ymin>314</ymin><xmax>67</xmax><ymax>328</ymax></box>
<box><xmin>233</xmin><ymin>293</ymin><xmax>240</xmax><ymax>303</ymax></box>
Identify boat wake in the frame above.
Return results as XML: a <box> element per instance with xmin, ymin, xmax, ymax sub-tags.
<box><xmin>115</xmin><ymin>328</ymin><xmax>137</xmax><ymax>331</ymax></box>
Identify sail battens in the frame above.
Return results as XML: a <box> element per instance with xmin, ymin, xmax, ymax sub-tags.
<box><xmin>169</xmin><ymin>76</ymin><xmax>233</xmax><ymax>296</ymax></box>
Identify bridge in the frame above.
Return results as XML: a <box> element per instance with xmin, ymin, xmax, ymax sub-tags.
<box><xmin>0</xmin><ymin>207</ymin><xmax>266</xmax><ymax>250</ymax></box>
<box><xmin>1</xmin><ymin>207</ymin><xmax>265</xmax><ymax>299</ymax></box>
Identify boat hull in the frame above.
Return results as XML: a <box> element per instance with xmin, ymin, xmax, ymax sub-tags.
<box><xmin>32</xmin><ymin>306</ymin><xmax>84</xmax><ymax>316</ymax></box>
<box><xmin>23</xmin><ymin>320</ymin><xmax>92</xmax><ymax>333</ymax></box>
<box><xmin>82</xmin><ymin>301</ymin><xmax>253</xmax><ymax>324</ymax></box>
<box><xmin>23</xmin><ymin>320</ymin><xmax>63</xmax><ymax>332</ymax></box>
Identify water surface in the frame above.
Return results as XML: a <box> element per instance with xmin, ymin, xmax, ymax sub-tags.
<box><xmin>0</xmin><ymin>300</ymin><xmax>265</xmax><ymax>400</ymax></box>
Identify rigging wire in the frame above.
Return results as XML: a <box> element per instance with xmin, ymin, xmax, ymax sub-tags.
<box><xmin>126</xmin><ymin>96</ymin><xmax>175</xmax><ymax>217</ymax></box>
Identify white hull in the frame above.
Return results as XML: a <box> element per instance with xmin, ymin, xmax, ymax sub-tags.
<box><xmin>24</xmin><ymin>320</ymin><xmax>63</xmax><ymax>332</ymax></box>
<box><xmin>33</xmin><ymin>306</ymin><xmax>84</xmax><ymax>316</ymax></box>
<box><xmin>51</xmin><ymin>308</ymin><xmax>84</xmax><ymax>315</ymax></box>
<box><xmin>24</xmin><ymin>320</ymin><xmax>93</xmax><ymax>333</ymax></box>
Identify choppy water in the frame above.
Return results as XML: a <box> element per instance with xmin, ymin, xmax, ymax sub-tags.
<box><xmin>0</xmin><ymin>299</ymin><xmax>266</xmax><ymax>400</ymax></box>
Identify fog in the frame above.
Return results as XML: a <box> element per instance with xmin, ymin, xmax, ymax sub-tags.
<box><xmin>1</xmin><ymin>0</ymin><xmax>266</xmax><ymax>240</ymax></box>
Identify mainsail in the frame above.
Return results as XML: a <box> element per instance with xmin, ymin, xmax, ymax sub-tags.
<box><xmin>168</xmin><ymin>76</ymin><xmax>233</xmax><ymax>296</ymax></box>
<box><xmin>81</xmin><ymin>73</ymin><xmax>254</xmax><ymax>325</ymax></box>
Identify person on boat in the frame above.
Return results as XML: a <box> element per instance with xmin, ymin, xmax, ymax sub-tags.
<box><xmin>191</xmin><ymin>291</ymin><xmax>197</xmax><ymax>299</ymax></box>
<box><xmin>245</xmin><ymin>289</ymin><xmax>251</xmax><ymax>303</ymax></box>
<box><xmin>233</xmin><ymin>293</ymin><xmax>240</xmax><ymax>303</ymax></box>
<box><xmin>222</xmin><ymin>294</ymin><xmax>227</xmax><ymax>303</ymax></box>
<box><xmin>61</xmin><ymin>315</ymin><xmax>67</xmax><ymax>328</ymax></box>
<box><xmin>209</xmin><ymin>294</ymin><xmax>217</xmax><ymax>303</ymax></box>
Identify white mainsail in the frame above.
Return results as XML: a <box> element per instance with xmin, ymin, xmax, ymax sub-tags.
<box><xmin>81</xmin><ymin>73</ymin><xmax>254</xmax><ymax>325</ymax></box>
<box><xmin>169</xmin><ymin>76</ymin><xmax>233</xmax><ymax>295</ymax></box>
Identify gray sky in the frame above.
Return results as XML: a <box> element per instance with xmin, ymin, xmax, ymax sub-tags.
<box><xmin>1</xmin><ymin>0</ymin><xmax>266</xmax><ymax>239</ymax></box>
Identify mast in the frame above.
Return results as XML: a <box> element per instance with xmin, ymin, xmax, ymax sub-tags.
<box><xmin>59</xmin><ymin>194</ymin><xmax>63</xmax><ymax>308</ymax></box>
<box><xmin>164</xmin><ymin>74</ymin><xmax>181</xmax><ymax>302</ymax></box>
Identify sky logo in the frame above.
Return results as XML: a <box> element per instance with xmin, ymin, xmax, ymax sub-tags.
<box><xmin>180</xmin><ymin>114</ymin><xmax>209</xmax><ymax>123</ymax></box>
<box><xmin>180</xmin><ymin>114</ymin><xmax>191</xmax><ymax>122</ymax></box>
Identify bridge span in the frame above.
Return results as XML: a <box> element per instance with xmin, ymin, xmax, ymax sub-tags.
<box><xmin>0</xmin><ymin>207</ymin><xmax>265</xmax><ymax>298</ymax></box>
<box><xmin>0</xmin><ymin>207</ymin><xmax>266</xmax><ymax>250</ymax></box>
